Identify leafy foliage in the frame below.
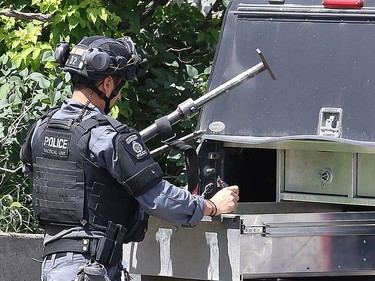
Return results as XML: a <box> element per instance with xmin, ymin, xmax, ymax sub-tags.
<box><xmin>0</xmin><ymin>52</ymin><xmax>71</xmax><ymax>232</ymax></box>
<box><xmin>0</xmin><ymin>0</ymin><xmax>226</xmax><ymax>232</ymax></box>
<box><xmin>0</xmin><ymin>194</ymin><xmax>37</xmax><ymax>232</ymax></box>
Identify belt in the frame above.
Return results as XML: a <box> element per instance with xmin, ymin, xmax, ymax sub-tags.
<box><xmin>43</xmin><ymin>236</ymin><xmax>123</xmax><ymax>266</ymax></box>
<box><xmin>45</xmin><ymin>252</ymin><xmax>69</xmax><ymax>260</ymax></box>
<box><xmin>43</xmin><ymin>238</ymin><xmax>97</xmax><ymax>258</ymax></box>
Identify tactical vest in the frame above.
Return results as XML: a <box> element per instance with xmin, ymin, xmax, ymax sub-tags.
<box><xmin>30</xmin><ymin>109</ymin><xmax>154</xmax><ymax>242</ymax></box>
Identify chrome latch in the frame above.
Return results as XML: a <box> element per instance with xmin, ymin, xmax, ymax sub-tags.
<box><xmin>318</xmin><ymin>107</ymin><xmax>343</xmax><ymax>138</ymax></box>
<box><xmin>241</xmin><ymin>221</ymin><xmax>266</xmax><ymax>235</ymax></box>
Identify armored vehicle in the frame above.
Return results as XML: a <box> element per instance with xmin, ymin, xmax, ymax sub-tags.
<box><xmin>125</xmin><ymin>0</ymin><xmax>375</xmax><ymax>280</ymax></box>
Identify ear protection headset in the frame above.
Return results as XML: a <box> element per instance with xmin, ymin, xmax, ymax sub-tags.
<box><xmin>81</xmin><ymin>48</ymin><xmax>137</xmax><ymax>72</ymax></box>
<box><xmin>54</xmin><ymin>36</ymin><xmax>140</xmax><ymax>76</ymax></box>
<box><xmin>54</xmin><ymin>42</ymin><xmax>70</xmax><ymax>66</ymax></box>
<box><xmin>54</xmin><ymin>44</ymin><xmax>123</xmax><ymax>72</ymax></box>
<box><xmin>81</xmin><ymin>48</ymin><xmax>111</xmax><ymax>71</ymax></box>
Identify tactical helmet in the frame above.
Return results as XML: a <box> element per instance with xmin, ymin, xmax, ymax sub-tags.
<box><xmin>54</xmin><ymin>35</ymin><xmax>141</xmax><ymax>83</ymax></box>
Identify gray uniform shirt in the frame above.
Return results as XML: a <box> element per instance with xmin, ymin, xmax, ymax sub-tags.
<box><xmin>24</xmin><ymin>99</ymin><xmax>206</xmax><ymax>243</ymax></box>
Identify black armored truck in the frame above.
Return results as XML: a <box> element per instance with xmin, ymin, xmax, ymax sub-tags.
<box><xmin>125</xmin><ymin>0</ymin><xmax>375</xmax><ymax>280</ymax></box>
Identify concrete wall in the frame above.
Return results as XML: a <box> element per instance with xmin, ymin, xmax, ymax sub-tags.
<box><xmin>0</xmin><ymin>233</ymin><xmax>43</xmax><ymax>281</ymax></box>
<box><xmin>0</xmin><ymin>233</ymin><xmax>144</xmax><ymax>281</ymax></box>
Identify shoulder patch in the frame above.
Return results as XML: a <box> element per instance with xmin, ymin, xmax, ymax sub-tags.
<box><xmin>121</xmin><ymin>133</ymin><xmax>149</xmax><ymax>160</ymax></box>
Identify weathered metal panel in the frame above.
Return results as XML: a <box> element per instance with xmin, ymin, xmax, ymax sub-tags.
<box><xmin>240</xmin><ymin>211</ymin><xmax>375</xmax><ymax>279</ymax></box>
<box><xmin>124</xmin><ymin>216</ymin><xmax>242</xmax><ymax>281</ymax></box>
<box><xmin>357</xmin><ymin>154</ymin><xmax>375</xmax><ymax>197</ymax></box>
<box><xmin>197</xmin><ymin>1</ymin><xmax>375</xmax><ymax>146</ymax></box>
<box><xmin>284</xmin><ymin>150</ymin><xmax>353</xmax><ymax>196</ymax></box>
<box><xmin>125</xmin><ymin>210</ymin><xmax>375</xmax><ymax>280</ymax></box>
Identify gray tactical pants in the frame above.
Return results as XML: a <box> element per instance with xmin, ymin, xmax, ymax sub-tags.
<box><xmin>41</xmin><ymin>252</ymin><xmax>125</xmax><ymax>281</ymax></box>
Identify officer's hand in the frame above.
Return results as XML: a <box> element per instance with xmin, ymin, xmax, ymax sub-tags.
<box><xmin>204</xmin><ymin>186</ymin><xmax>239</xmax><ymax>216</ymax></box>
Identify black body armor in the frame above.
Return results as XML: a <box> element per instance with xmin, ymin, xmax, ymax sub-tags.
<box><xmin>21</xmin><ymin>109</ymin><xmax>163</xmax><ymax>243</ymax></box>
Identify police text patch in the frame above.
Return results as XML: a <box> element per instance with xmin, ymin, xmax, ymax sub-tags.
<box><xmin>121</xmin><ymin>133</ymin><xmax>148</xmax><ymax>160</ymax></box>
<box><xmin>42</xmin><ymin>130</ymin><xmax>70</xmax><ymax>159</ymax></box>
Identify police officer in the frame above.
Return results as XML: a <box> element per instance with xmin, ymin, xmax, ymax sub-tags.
<box><xmin>20</xmin><ymin>35</ymin><xmax>239</xmax><ymax>281</ymax></box>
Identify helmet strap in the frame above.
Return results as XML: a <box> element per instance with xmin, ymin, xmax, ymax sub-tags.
<box><xmin>87</xmin><ymin>80</ymin><xmax>125</xmax><ymax>114</ymax></box>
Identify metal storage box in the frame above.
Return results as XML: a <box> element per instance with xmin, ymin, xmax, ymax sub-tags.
<box><xmin>127</xmin><ymin>0</ymin><xmax>375</xmax><ymax>280</ymax></box>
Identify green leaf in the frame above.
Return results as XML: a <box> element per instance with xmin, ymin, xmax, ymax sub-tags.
<box><xmin>0</xmin><ymin>84</ymin><xmax>11</xmax><ymax>99</ymax></box>
<box><xmin>204</xmin><ymin>66</ymin><xmax>212</xmax><ymax>75</ymax></box>
<box><xmin>10</xmin><ymin>202</ymin><xmax>22</xmax><ymax>209</ymax></box>
<box><xmin>19</xmin><ymin>68</ymin><xmax>29</xmax><ymax>79</ymax></box>
<box><xmin>109</xmin><ymin>105</ymin><xmax>120</xmax><ymax>119</ymax></box>
<box><xmin>32</xmin><ymin>48</ymin><xmax>41</xmax><ymax>60</ymax></box>
<box><xmin>26</xmin><ymin>72</ymin><xmax>51</xmax><ymax>89</ymax></box>
<box><xmin>222</xmin><ymin>0</ymin><xmax>231</xmax><ymax>7</ymax></box>
<box><xmin>9</xmin><ymin>76</ymin><xmax>22</xmax><ymax>84</ymax></box>
<box><xmin>42</xmin><ymin>50</ymin><xmax>54</xmax><ymax>62</ymax></box>
<box><xmin>0</xmin><ymin>54</ymin><xmax>9</xmax><ymax>65</ymax></box>
<box><xmin>165</xmin><ymin>61</ymin><xmax>179</xmax><ymax>67</ymax></box>
<box><xmin>99</xmin><ymin>9</ymin><xmax>108</xmax><ymax>22</ymax></box>
<box><xmin>87</xmin><ymin>9</ymin><xmax>98</xmax><ymax>24</ymax></box>
<box><xmin>8</xmin><ymin>92</ymin><xmax>22</xmax><ymax>104</ymax></box>
<box><xmin>39</xmin><ymin>77</ymin><xmax>51</xmax><ymax>89</ymax></box>
<box><xmin>79</xmin><ymin>0</ymin><xmax>90</xmax><ymax>9</ymax></box>
<box><xmin>1</xmin><ymin>68</ymin><xmax>13</xmax><ymax>77</ymax></box>
<box><xmin>27</xmin><ymin>72</ymin><xmax>45</xmax><ymax>82</ymax></box>
<box><xmin>145</xmin><ymin>79</ymin><xmax>158</xmax><ymax>89</ymax></box>
<box><xmin>21</xmin><ymin>46</ymin><xmax>36</xmax><ymax>58</ymax></box>
<box><xmin>186</xmin><ymin>64</ymin><xmax>199</xmax><ymax>78</ymax></box>
<box><xmin>122</xmin><ymin>10</ymin><xmax>141</xmax><ymax>33</ymax></box>
<box><xmin>69</xmin><ymin>16</ymin><xmax>80</xmax><ymax>30</ymax></box>
<box><xmin>1</xmin><ymin>195</ymin><xmax>13</xmax><ymax>205</ymax></box>
<box><xmin>11</xmin><ymin>40</ymin><xmax>21</xmax><ymax>50</ymax></box>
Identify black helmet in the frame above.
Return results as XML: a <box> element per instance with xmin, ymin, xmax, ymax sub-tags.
<box><xmin>55</xmin><ymin>35</ymin><xmax>141</xmax><ymax>83</ymax></box>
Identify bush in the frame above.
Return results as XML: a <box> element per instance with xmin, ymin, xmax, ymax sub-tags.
<box><xmin>0</xmin><ymin>53</ymin><xmax>71</xmax><ymax>232</ymax></box>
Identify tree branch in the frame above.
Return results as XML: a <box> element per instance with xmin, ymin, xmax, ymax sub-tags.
<box><xmin>0</xmin><ymin>6</ymin><xmax>52</xmax><ymax>22</ymax></box>
<box><xmin>141</xmin><ymin>0</ymin><xmax>170</xmax><ymax>20</ymax></box>
<box><xmin>0</xmin><ymin>166</ymin><xmax>22</xmax><ymax>173</ymax></box>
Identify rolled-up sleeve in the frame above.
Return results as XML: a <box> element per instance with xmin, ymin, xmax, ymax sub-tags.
<box><xmin>135</xmin><ymin>179</ymin><xmax>205</xmax><ymax>227</ymax></box>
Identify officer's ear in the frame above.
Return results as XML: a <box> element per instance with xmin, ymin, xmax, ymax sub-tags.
<box><xmin>93</xmin><ymin>77</ymin><xmax>108</xmax><ymax>93</ymax></box>
<box><xmin>102</xmin><ymin>76</ymin><xmax>114</xmax><ymax>92</ymax></box>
